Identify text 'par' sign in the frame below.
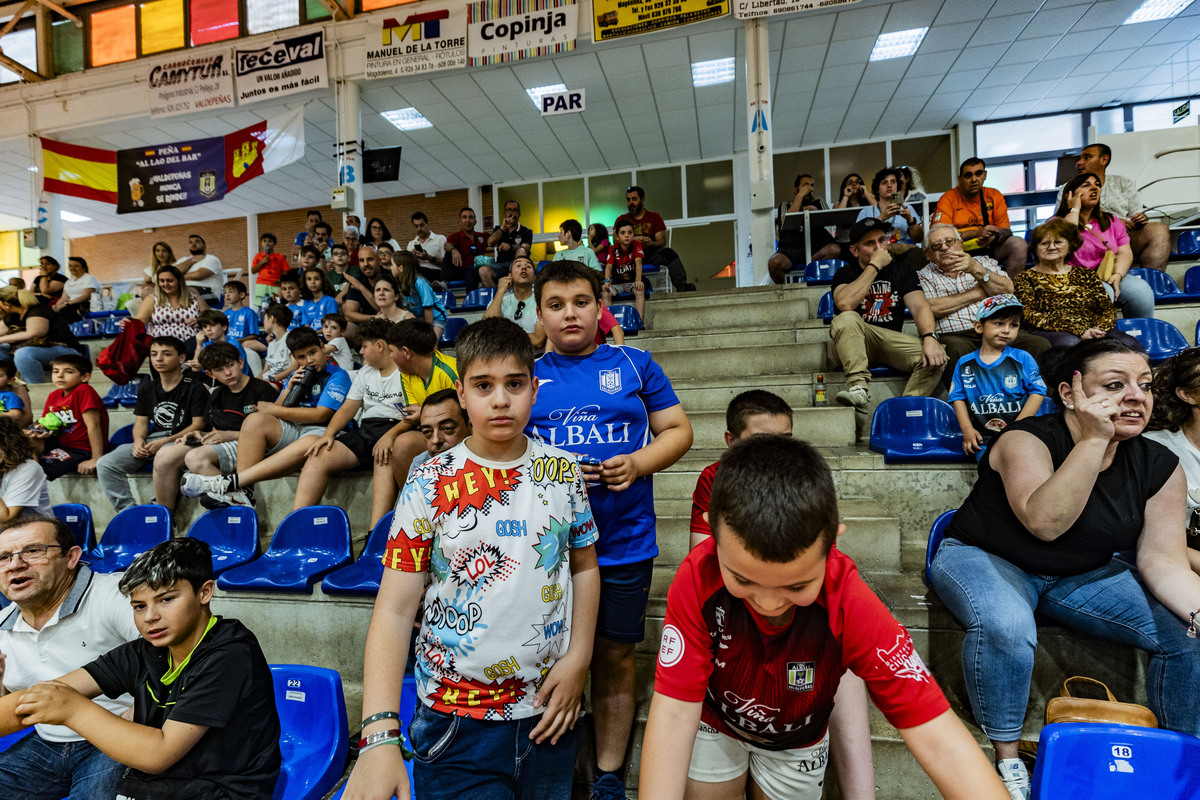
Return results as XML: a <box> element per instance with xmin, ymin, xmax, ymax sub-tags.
<box><xmin>541</xmin><ymin>88</ymin><xmax>585</xmax><ymax>116</ymax></box>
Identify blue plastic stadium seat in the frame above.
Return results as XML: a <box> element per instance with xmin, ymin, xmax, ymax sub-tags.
<box><xmin>270</xmin><ymin>665</ymin><xmax>348</xmax><ymax>800</ymax></box>
<box><xmin>1127</xmin><ymin>268</ymin><xmax>1195</xmax><ymax>303</ymax></box>
<box><xmin>1175</xmin><ymin>230</ymin><xmax>1200</xmax><ymax>256</ymax></box>
<box><xmin>328</xmin><ymin>672</ymin><xmax>418</xmax><ymax>799</ymax></box>
<box><xmin>101</xmin><ymin>383</ymin><xmax>122</xmax><ymax>409</ymax></box>
<box><xmin>537</xmin><ymin>260</ymin><xmax>552</xmax><ymax>273</ymax></box>
<box><xmin>439</xmin><ymin>317</ymin><xmax>468</xmax><ymax>347</ymax></box>
<box><xmin>217</xmin><ymin>506</ymin><xmax>351</xmax><ymax>593</ymax></box>
<box><xmin>53</xmin><ymin>503</ymin><xmax>97</xmax><ymax>552</ymax></box>
<box><xmin>1113</xmin><ymin>318</ymin><xmax>1188</xmax><ymax>364</ymax></box>
<box><xmin>118</xmin><ymin>381</ymin><xmax>141</xmax><ymax>408</ymax></box>
<box><xmin>1030</xmin><ymin>722</ymin><xmax>1200</xmax><ymax>799</ymax></box>
<box><xmin>321</xmin><ymin>511</ymin><xmax>392</xmax><ymax>596</ymax></box>
<box><xmin>609</xmin><ymin>305</ymin><xmax>644</xmax><ymax>335</ymax></box>
<box><xmin>69</xmin><ymin>320</ymin><xmax>97</xmax><ymax>339</ymax></box>
<box><xmin>0</xmin><ymin>727</ymin><xmax>32</xmax><ymax>752</ymax></box>
<box><xmin>869</xmin><ymin>397</ymin><xmax>968</xmax><ymax>464</ymax></box>
<box><xmin>803</xmin><ymin>259</ymin><xmax>848</xmax><ymax>285</ymax></box>
<box><xmin>188</xmin><ymin>507</ymin><xmax>260</xmax><ymax>575</ymax></box>
<box><xmin>437</xmin><ymin>291</ymin><xmax>456</xmax><ymax>310</ymax></box>
<box><xmin>107</xmin><ymin>423</ymin><xmax>152</xmax><ymax>470</ymax></box>
<box><xmin>88</xmin><ymin>504</ymin><xmax>172</xmax><ymax>573</ymax></box>
<box><xmin>924</xmin><ymin>510</ymin><xmax>955</xmax><ymax>588</ymax></box>
<box><xmin>1184</xmin><ymin>265</ymin><xmax>1200</xmax><ymax>296</ymax></box>
<box><xmin>98</xmin><ymin>316</ymin><xmax>124</xmax><ymax>336</ymax></box>
<box><xmin>458</xmin><ymin>287</ymin><xmax>494</xmax><ymax>311</ymax></box>
<box><xmin>818</xmin><ymin>291</ymin><xmax>835</xmax><ymax>322</ymax></box>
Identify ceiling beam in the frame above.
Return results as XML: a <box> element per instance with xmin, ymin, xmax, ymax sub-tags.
<box><xmin>0</xmin><ymin>0</ymin><xmax>33</xmax><ymax>39</ymax></box>
<box><xmin>34</xmin><ymin>0</ymin><xmax>79</xmax><ymax>26</ymax></box>
<box><xmin>0</xmin><ymin>48</ymin><xmax>43</xmax><ymax>80</ymax></box>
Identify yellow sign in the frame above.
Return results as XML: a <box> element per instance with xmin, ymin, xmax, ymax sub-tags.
<box><xmin>592</xmin><ymin>0</ymin><xmax>728</xmax><ymax>41</ymax></box>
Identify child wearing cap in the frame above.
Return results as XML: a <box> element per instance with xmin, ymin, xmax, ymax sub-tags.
<box><xmin>948</xmin><ymin>293</ymin><xmax>1047</xmax><ymax>459</ymax></box>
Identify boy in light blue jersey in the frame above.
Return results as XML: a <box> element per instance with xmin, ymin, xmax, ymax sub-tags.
<box><xmin>526</xmin><ymin>260</ymin><xmax>692</xmax><ymax>800</ymax></box>
<box><xmin>949</xmin><ymin>294</ymin><xmax>1046</xmax><ymax>460</ymax></box>
<box><xmin>222</xmin><ymin>281</ymin><xmax>264</xmax><ymax>357</ymax></box>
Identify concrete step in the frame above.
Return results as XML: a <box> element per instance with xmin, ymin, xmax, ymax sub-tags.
<box><xmin>687</xmin><ymin>406</ymin><xmax>858</xmax><ymax>449</ymax></box>
<box><xmin>646</xmin><ymin>284</ymin><xmax>815</xmax><ymax>332</ymax></box>
<box><xmin>645</xmin><ymin>340</ymin><xmax>829</xmax><ymax>381</ymax></box>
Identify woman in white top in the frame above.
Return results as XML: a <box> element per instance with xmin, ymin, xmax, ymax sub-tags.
<box><xmin>372</xmin><ymin>274</ymin><xmax>415</xmax><ymax>324</ymax></box>
<box><xmin>855</xmin><ymin>167</ymin><xmax>923</xmax><ymax>244</ymax></box>
<box><xmin>54</xmin><ymin>256</ymin><xmax>103</xmax><ymax>323</ymax></box>
<box><xmin>1145</xmin><ymin>347</ymin><xmax>1200</xmax><ymax>574</ymax></box>
<box><xmin>0</xmin><ymin>417</ymin><xmax>52</xmax><ymax>522</ymax></box>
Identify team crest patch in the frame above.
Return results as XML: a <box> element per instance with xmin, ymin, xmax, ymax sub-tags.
<box><xmin>787</xmin><ymin>661</ymin><xmax>815</xmax><ymax>692</ymax></box>
<box><xmin>199</xmin><ymin>170</ymin><xmax>218</xmax><ymax>199</ymax></box>
<box><xmin>599</xmin><ymin>368</ymin><xmax>621</xmax><ymax>395</ymax></box>
<box><xmin>658</xmin><ymin>624</ymin><xmax>684</xmax><ymax>667</ymax></box>
<box><xmin>877</xmin><ymin>632</ymin><xmax>931</xmax><ymax>683</ymax></box>
<box><xmin>1004</xmin><ymin>374</ymin><xmax>1019</xmax><ymax>389</ymax></box>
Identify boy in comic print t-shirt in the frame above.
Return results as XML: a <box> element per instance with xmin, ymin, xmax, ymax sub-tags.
<box><xmin>344</xmin><ymin>318</ymin><xmax>600</xmax><ymax>800</ymax></box>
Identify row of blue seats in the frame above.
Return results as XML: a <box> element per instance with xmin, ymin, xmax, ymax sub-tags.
<box><xmin>49</xmin><ymin>503</ymin><xmax>393</xmax><ymax>596</ymax></box>
<box><xmin>0</xmin><ymin>664</ymin><xmax>417</xmax><ymax>800</ymax></box>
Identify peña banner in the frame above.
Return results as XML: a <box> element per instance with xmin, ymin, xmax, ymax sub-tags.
<box><xmin>116</xmin><ymin>138</ymin><xmax>226</xmax><ymax>214</ymax></box>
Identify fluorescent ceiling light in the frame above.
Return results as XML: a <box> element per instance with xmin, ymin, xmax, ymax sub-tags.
<box><xmin>692</xmin><ymin>57</ymin><xmax>735</xmax><ymax>87</ymax></box>
<box><xmin>526</xmin><ymin>84</ymin><xmax>567</xmax><ymax>109</ymax></box>
<box><xmin>60</xmin><ymin>211</ymin><xmax>91</xmax><ymax>222</ymax></box>
<box><xmin>870</xmin><ymin>27</ymin><xmax>928</xmax><ymax>61</ymax></box>
<box><xmin>381</xmin><ymin>108</ymin><xmax>432</xmax><ymax>131</ymax></box>
<box><xmin>1124</xmin><ymin>0</ymin><xmax>1194</xmax><ymax>23</ymax></box>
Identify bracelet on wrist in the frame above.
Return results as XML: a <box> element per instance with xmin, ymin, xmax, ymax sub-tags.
<box><xmin>359</xmin><ymin>737</ymin><xmax>401</xmax><ymax>756</ymax></box>
<box><xmin>361</xmin><ymin>711</ymin><xmax>400</xmax><ymax>728</ymax></box>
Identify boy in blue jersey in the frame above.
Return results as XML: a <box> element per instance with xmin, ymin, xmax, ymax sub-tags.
<box><xmin>222</xmin><ymin>281</ymin><xmax>265</xmax><ymax>357</ymax></box>
<box><xmin>527</xmin><ymin>260</ymin><xmax>693</xmax><ymax>800</ymax></box>
<box><xmin>948</xmin><ymin>294</ymin><xmax>1046</xmax><ymax>459</ymax></box>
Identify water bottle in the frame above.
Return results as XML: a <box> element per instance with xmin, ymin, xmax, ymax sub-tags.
<box><xmin>283</xmin><ymin>367</ymin><xmax>317</xmax><ymax>407</ymax></box>
<box><xmin>814</xmin><ymin>374</ymin><xmax>828</xmax><ymax>407</ymax></box>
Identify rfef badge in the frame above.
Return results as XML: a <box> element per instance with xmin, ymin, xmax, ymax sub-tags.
<box><xmin>787</xmin><ymin>661</ymin><xmax>815</xmax><ymax>692</ymax></box>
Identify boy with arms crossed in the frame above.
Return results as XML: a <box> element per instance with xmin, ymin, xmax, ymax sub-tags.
<box><xmin>527</xmin><ymin>260</ymin><xmax>693</xmax><ymax>799</ymax></box>
<box><xmin>344</xmin><ymin>317</ymin><xmax>599</xmax><ymax>800</ymax></box>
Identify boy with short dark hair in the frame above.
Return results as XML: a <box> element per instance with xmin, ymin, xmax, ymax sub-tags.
<box><xmin>97</xmin><ymin>337</ymin><xmax>207</xmax><ymax>512</ymax></box>
<box><xmin>949</xmin><ymin>294</ymin><xmax>1046</xmax><ymax>459</ymax></box>
<box><xmin>222</xmin><ymin>281</ymin><xmax>265</xmax><ymax>355</ymax></box>
<box><xmin>325</xmin><ymin>242</ymin><xmax>357</xmax><ymax>298</ymax></box>
<box><xmin>528</xmin><ymin>259</ymin><xmax>692</xmax><ymax>799</ymax></box>
<box><xmin>260</xmin><ymin>305</ymin><xmax>295</xmax><ymax>386</ymax></box>
<box><xmin>33</xmin><ymin>354</ymin><xmax>109</xmax><ymax>479</ymax></box>
<box><xmin>321</xmin><ymin>312</ymin><xmax>355</xmax><ymax>371</ymax></box>
<box><xmin>192</xmin><ymin>310</ymin><xmax>250</xmax><ymax>375</ymax></box>
<box><xmin>277</xmin><ymin>273</ymin><xmax>304</xmax><ymax>330</ymax></box>
<box><xmin>603</xmin><ymin>219</ymin><xmax>645</xmax><ymax>318</ymax></box>
<box><xmin>251</xmin><ymin>232</ymin><xmax>287</xmax><ymax>306</ymax></box>
<box><xmin>2</xmin><ymin>537</ymin><xmax>282</xmax><ymax>799</ymax></box>
<box><xmin>554</xmin><ymin>218</ymin><xmax>602</xmax><ymax>271</ymax></box>
<box><xmin>343</xmin><ymin>317</ymin><xmax>599</xmax><ymax>800</ymax></box>
<box><xmin>153</xmin><ymin>342</ymin><xmax>278</xmax><ymax>514</ymax></box>
<box><xmin>0</xmin><ymin>361</ymin><xmax>26</xmax><ymax>423</ymax></box>
<box><xmin>641</xmin><ymin>435</ymin><xmax>1011</xmax><ymax>800</ymax></box>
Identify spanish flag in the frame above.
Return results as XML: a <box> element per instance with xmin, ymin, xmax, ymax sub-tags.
<box><xmin>40</xmin><ymin>138</ymin><xmax>118</xmax><ymax>204</ymax></box>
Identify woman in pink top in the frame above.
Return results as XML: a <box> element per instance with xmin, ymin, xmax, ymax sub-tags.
<box><xmin>1053</xmin><ymin>171</ymin><xmax>1155</xmax><ymax>319</ymax></box>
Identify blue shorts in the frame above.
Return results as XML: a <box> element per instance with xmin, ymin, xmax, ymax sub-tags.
<box><xmin>596</xmin><ymin>558</ymin><xmax>655</xmax><ymax>643</ymax></box>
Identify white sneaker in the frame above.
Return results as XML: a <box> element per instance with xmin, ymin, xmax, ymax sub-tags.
<box><xmin>997</xmin><ymin>758</ymin><xmax>1030</xmax><ymax>800</ymax></box>
<box><xmin>180</xmin><ymin>472</ymin><xmax>231</xmax><ymax>498</ymax></box>
<box><xmin>834</xmin><ymin>385</ymin><xmax>870</xmax><ymax>412</ymax></box>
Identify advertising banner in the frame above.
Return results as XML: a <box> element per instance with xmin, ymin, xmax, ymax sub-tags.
<box><xmin>147</xmin><ymin>52</ymin><xmax>235</xmax><ymax>118</ymax></box>
<box><xmin>733</xmin><ymin>0</ymin><xmax>860</xmax><ymax>20</ymax></box>
<box><xmin>365</xmin><ymin>7</ymin><xmax>469</xmax><ymax>78</ymax></box>
<box><xmin>116</xmin><ymin>138</ymin><xmax>227</xmax><ymax>214</ymax></box>
<box><xmin>468</xmin><ymin>0</ymin><xmax>577</xmax><ymax>66</ymax></box>
<box><xmin>592</xmin><ymin>0</ymin><xmax>727</xmax><ymax>41</ymax></box>
<box><xmin>234</xmin><ymin>31</ymin><xmax>327</xmax><ymax>105</ymax></box>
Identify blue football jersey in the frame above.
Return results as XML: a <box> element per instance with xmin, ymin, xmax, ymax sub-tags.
<box><xmin>949</xmin><ymin>347</ymin><xmax>1047</xmax><ymax>443</ymax></box>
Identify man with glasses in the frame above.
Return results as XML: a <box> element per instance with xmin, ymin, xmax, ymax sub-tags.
<box><xmin>918</xmin><ymin>224</ymin><xmax>1050</xmax><ymax>390</ymax></box>
<box><xmin>484</xmin><ymin>255</ymin><xmax>544</xmax><ymax>347</ymax></box>
<box><xmin>0</xmin><ymin>515</ymin><xmax>139</xmax><ymax>799</ymax></box>
<box><xmin>933</xmin><ymin>158</ymin><xmax>1028</xmax><ymax>276</ymax></box>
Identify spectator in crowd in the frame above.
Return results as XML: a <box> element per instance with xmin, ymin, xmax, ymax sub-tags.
<box><xmin>1066</xmin><ymin>143</ymin><xmax>1170</xmax><ymax>270</ymax></box>
<box><xmin>918</xmin><ymin>223</ymin><xmax>1049</xmax><ymax>388</ymax></box>
<box><xmin>0</xmin><ymin>286</ymin><xmax>85</xmax><ymax>383</ymax></box>
<box><xmin>137</xmin><ymin>266</ymin><xmax>210</xmax><ymax>352</ymax></box>
<box><xmin>768</xmin><ymin>173</ymin><xmax>841</xmax><ymax>284</ymax></box>
<box><xmin>97</xmin><ymin>286</ymin><xmax>118</xmax><ymax>312</ymax></box>
<box><xmin>191</xmin><ymin>310</ymin><xmax>250</xmax><ymax>375</ymax></box>
<box><xmin>295</xmin><ymin>243</ymin><xmax>322</xmax><ymax>276</ymax></box>
<box><xmin>554</xmin><ymin>218</ymin><xmax>602</xmax><ymax>271</ymax></box>
<box><xmin>0</xmin><ymin>514</ymin><xmax>140</xmax><ymax>798</ymax></box>
<box><xmin>406</xmin><ymin>387</ymin><xmax>470</xmax><ymax>480</ymax></box>
<box><xmin>146</xmin><ymin>241</ymin><xmax>175</xmax><ymax>282</ymax></box>
<box><xmin>320</xmin><ymin>313</ymin><xmax>355</xmax><ymax>372</ymax></box>
<box><xmin>487</xmin><ymin>200</ymin><xmax>534</xmax><ymax>281</ymax></box>
<box><xmin>0</xmin><ymin>360</ymin><xmax>31</xmax><ymax>427</ymax></box>
<box><xmin>53</xmin><ymin>257</ymin><xmax>101</xmax><ymax>323</ymax></box>
<box><xmin>1</xmin><ymin>537</ymin><xmax>281</xmax><ymax>799</ymax></box>
<box><xmin>484</xmin><ymin>254</ymin><xmax>541</xmax><ymax>344</ymax></box>
<box><xmin>1054</xmin><ymin>171</ymin><xmax>1155</xmax><ymax>320</ymax></box>
<box><xmin>251</xmin><ymin>232</ymin><xmax>287</xmax><ymax>306</ymax></box>
<box><xmin>324</xmin><ymin>243</ymin><xmax>356</xmax><ymax>296</ymax></box>
<box><xmin>603</xmin><ymin>219</ymin><xmax>646</xmax><ymax>319</ymax></box>
<box><xmin>152</xmin><ymin>342</ymin><xmax>277</xmax><ymax>514</ymax></box>
<box><xmin>948</xmin><ymin>295</ymin><xmax>1047</xmax><ymax>460</ymax></box>
<box><xmin>382</xmin><ymin>319</ymin><xmax>459</xmax><ymax>491</ymax></box>
<box><xmin>835</xmin><ymin>173</ymin><xmax>874</xmax><ymax>210</ymax></box>
<box><xmin>33</xmin><ymin>256</ymin><xmax>66</xmax><ymax>304</ymax></box>
<box><xmin>393</xmin><ymin>251</ymin><xmax>446</xmax><ymax>338</ymax></box>
<box><xmin>343</xmin><ymin>225</ymin><xmax>362</xmax><ymax>268</ymax></box>
<box><xmin>933</xmin><ymin>158</ymin><xmax>1028</xmax><ymax>275</ymax></box>
<box><xmin>1145</xmin><ymin>348</ymin><xmax>1200</xmax><ymax>572</ymax></box>
<box><xmin>276</xmin><ymin>272</ymin><xmax>304</xmax><ymax>331</ymax></box>
<box><xmin>173</xmin><ymin>234</ymin><xmax>225</xmax><ymax>305</ymax></box>
<box><xmin>6</xmin><ymin>277</ymin><xmax>23</xmax><ymax>289</ymax></box>
<box><xmin>32</xmin><ymin>354</ymin><xmax>107</xmax><ymax>479</ymax></box>
<box><xmin>292</xmin><ymin>209</ymin><xmax>323</xmax><ymax>261</ymax></box>
<box><xmin>443</xmin><ymin>206</ymin><xmax>489</xmax><ymax>292</ymax></box>
<box><xmin>588</xmin><ymin>222</ymin><xmax>611</xmax><ymax>265</ymax></box>
<box><xmin>0</xmin><ymin>417</ymin><xmax>51</xmax><ymax>521</ymax></box>
<box><xmin>1012</xmin><ymin>219</ymin><xmax>1142</xmax><ymax>350</ymax></box>
<box><xmin>829</xmin><ymin>219</ymin><xmax>946</xmax><ymax>411</ymax></box>
<box><xmin>895</xmin><ymin>164</ymin><xmax>927</xmax><ymax>203</ymax></box>
<box><xmin>259</xmin><ymin>305</ymin><xmax>295</xmax><ymax>385</ymax></box>
<box><xmin>857</xmin><ymin>168</ymin><xmax>923</xmax><ymax>244</ymax></box>
<box><xmin>365</xmin><ymin>217</ymin><xmax>400</xmax><ymax>252</ymax></box>
<box><xmin>312</xmin><ymin>221</ymin><xmax>334</xmax><ymax>265</ymax></box>
<box><xmin>616</xmin><ymin>186</ymin><xmax>695</xmax><ymax>291</ymax></box>
<box><xmin>344</xmin><ymin>244</ymin><xmax>384</xmax><ymax>324</ymax></box>
<box><xmin>96</xmin><ymin>336</ymin><xmax>207</xmax><ymax>513</ymax></box>
<box><xmin>930</xmin><ymin>338</ymin><xmax>1200</xmax><ymax>798</ymax></box>
<box><xmin>377</xmin><ymin>242</ymin><xmax>396</xmax><ymax>280</ymax></box>
<box><xmin>371</xmin><ymin>274</ymin><xmax>414</xmax><ymax>325</ymax></box>
<box><xmin>299</xmin><ymin>265</ymin><xmax>339</xmax><ymax>331</ymax></box>
<box><xmin>528</xmin><ymin>260</ymin><xmax>693</xmax><ymax>800</ymax></box>
<box><xmin>222</xmin><ymin>280</ymin><xmax>264</xmax><ymax>356</ymax></box>
<box><xmin>408</xmin><ymin>211</ymin><xmax>448</xmax><ymax>283</ymax></box>
<box><xmin>181</xmin><ymin>326</ymin><xmax>350</xmax><ymax>509</ymax></box>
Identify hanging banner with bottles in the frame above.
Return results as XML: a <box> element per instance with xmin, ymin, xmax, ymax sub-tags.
<box><xmin>593</xmin><ymin>0</ymin><xmax>728</xmax><ymax>42</ymax></box>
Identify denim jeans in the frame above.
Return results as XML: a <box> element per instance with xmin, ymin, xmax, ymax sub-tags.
<box><xmin>1103</xmin><ymin>273</ymin><xmax>1156</xmax><ymax>319</ymax></box>
<box><xmin>0</xmin><ymin>731</ymin><xmax>122</xmax><ymax>799</ymax></box>
<box><xmin>0</xmin><ymin>344</ymin><xmax>81</xmax><ymax>383</ymax></box>
<box><xmin>930</xmin><ymin>538</ymin><xmax>1200</xmax><ymax>741</ymax></box>
<box><xmin>409</xmin><ymin>703</ymin><xmax>581</xmax><ymax>800</ymax></box>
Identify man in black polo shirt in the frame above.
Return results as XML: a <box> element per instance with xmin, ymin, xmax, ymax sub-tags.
<box><xmin>483</xmin><ymin>200</ymin><xmax>534</xmax><ymax>288</ymax></box>
<box><xmin>343</xmin><ymin>244</ymin><xmax>383</xmax><ymax>323</ymax></box>
<box><xmin>830</xmin><ymin>218</ymin><xmax>946</xmax><ymax>411</ymax></box>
